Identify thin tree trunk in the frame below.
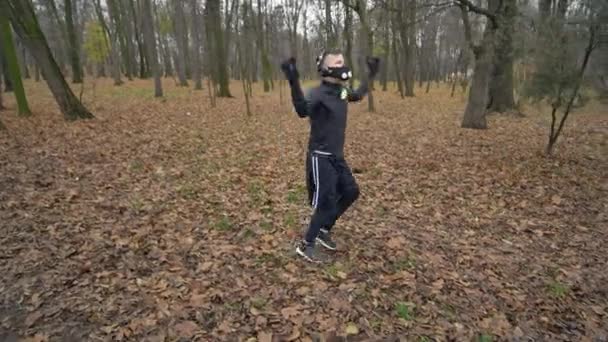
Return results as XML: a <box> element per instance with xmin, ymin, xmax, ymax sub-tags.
<box><xmin>172</xmin><ymin>0</ymin><xmax>189</xmax><ymax>86</ymax></box>
<box><xmin>0</xmin><ymin>55</ymin><xmax>4</xmax><ymax>110</ymax></box>
<box><xmin>141</xmin><ymin>0</ymin><xmax>162</xmax><ymax>97</ymax></box>
<box><xmin>460</xmin><ymin>5</ymin><xmax>495</xmax><ymax>129</ymax></box>
<box><xmin>256</xmin><ymin>0</ymin><xmax>271</xmax><ymax>92</ymax></box>
<box><xmin>94</xmin><ymin>0</ymin><xmax>122</xmax><ymax>85</ymax></box>
<box><xmin>117</xmin><ymin>0</ymin><xmax>136</xmax><ymax>79</ymax></box>
<box><xmin>546</xmin><ymin>25</ymin><xmax>596</xmax><ymax>155</ymax></box>
<box><xmin>65</xmin><ymin>0</ymin><xmax>83</xmax><ymax>83</ymax></box>
<box><xmin>191</xmin><ymin>0</ymin><xmax>203</xmax><ymax>90</ymax></box>
<box><xmin>488</xmin><ymin>0</ymin><xmax>516</xmax><ymax>113</ymax></box>
<box><xmin>344</xmin><ymin>3</ymin><xmax>354</xmax><ymax>79</ymax></box>
<box><xmin>381</xmin><ymin>10</ymin><xmax>389</xmax><ymax>91</ymax></box>
<box><xmin>0</xmin><ymin>13</ymin><xmax>31</xmax><ymax>116</ymax></box>
<box><xmin>6</xmin><ymin>0</ymin><xmax>93</xmax><ymax>120</ymax></box>
<box><xmin>130</xmin><ymin>0</ymin><xmax>148</xmax><ymax>78</ymax></box>
<box><xmin>206</xmin><ymin>0</ymin><xmax>231</xmax><ymax>97</ymax></box>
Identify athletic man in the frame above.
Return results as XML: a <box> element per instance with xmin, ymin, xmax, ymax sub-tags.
<box><xmin>280</xmin><ymin>51</ymin><xmax>380</xmax><ymax>262</ymax></box>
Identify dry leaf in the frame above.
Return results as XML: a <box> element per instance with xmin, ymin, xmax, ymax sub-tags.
<box><xmin>345</xmin><ymin>322</ymin><xmax>359</xmax><ymax>335</ymax></box>
<box><xmin>173</xmin><ymin>320</ymin><xmax>198</xmax><ymax>338</ymax></box>
<box><xmin>257</xmin><ymin>332</ymin><xmax>272</xmax><ymax>342</ymax></box>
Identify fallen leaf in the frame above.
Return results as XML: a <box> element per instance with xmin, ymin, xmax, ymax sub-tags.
<box><xmin>551</xmin><ymin>195</ymin><xmax>562</xmax><ymax>205</ymax></box>
<box><xmin>25</xmin><ymin>311</ymin><xmax>43</xmax><ymax>327</ymax></box>
<box><xmin>257</xmin><ymin>332</ymin><xmax>272</xmax><ymax>342</ymax></box>
<box><xmin>387</xmin><ymin>236</ymin><xmax>406</xmax><ymax>249</ymax></box>
<box><xmin>173</xmin><ymin>320</ymin><xmax>198</xmax><ymax>338</ymax></box>
<box><xmin>345</xmin><ymin>322</ymin><xmax>359</xmax><ymax>335</ymax></box>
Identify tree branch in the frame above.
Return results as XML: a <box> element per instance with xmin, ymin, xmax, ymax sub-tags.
<box><xmin>455</xmin><ymin>0</ymin><xmax>496</xmax><ymax>21</ymax></box>
<box><xmin>459</xmin><ymin>3</ymin><xmax>476</xmax><ymax>52</ymax></box>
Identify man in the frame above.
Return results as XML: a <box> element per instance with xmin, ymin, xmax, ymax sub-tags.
<box><xmin>280</xmin><ymin>51</ymin><xmax>380</xmax><ymax>262</ymax></box>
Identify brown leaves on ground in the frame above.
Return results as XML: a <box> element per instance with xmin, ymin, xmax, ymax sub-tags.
<box><xmin>0</xmin><ymin>79</ymin><xmax>607</xmax><ymax>341</ymax></box>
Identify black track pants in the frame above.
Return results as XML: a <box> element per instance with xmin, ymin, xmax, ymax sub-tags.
<box><xmin>304</xmin><ymin>151</ymin><xmax>360</xmax><ymax>244</ymax></box>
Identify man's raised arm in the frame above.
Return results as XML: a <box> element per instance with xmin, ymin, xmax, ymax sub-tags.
<box><xmin>280</xmin><ymin>58</ymin><xmax>314</xmax><ymax>118</ymax></box>
<box><xmin>348</xmin><ymin>57</ymin><xmax>380</xmax><ymax>103</ymax></box>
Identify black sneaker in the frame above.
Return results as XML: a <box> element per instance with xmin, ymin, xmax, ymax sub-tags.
<box><xmin>316</xmin><ymin>229</ymin><xmax>337</xmax><ymax>251</ymax></box>
<box><xmin>295</xmin><ymin>241</ymin><xmax>324</xmax><ymax>263</ymax></box>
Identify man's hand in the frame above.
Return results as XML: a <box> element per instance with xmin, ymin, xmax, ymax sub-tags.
<box><xmin>280</xmin><ymin>57</ymin><xmax>300</xmax><ymax>82</ymax></box>
<box><xmin>366</xmin><ymin>57</ymin><xmax>380</xmax><ymax>79</ymax></box>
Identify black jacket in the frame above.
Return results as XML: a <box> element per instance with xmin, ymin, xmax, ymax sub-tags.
<box><xmin>288</xmin><ymin>79</ymin><xmax>369</xmax><ymax>158</ymax></box>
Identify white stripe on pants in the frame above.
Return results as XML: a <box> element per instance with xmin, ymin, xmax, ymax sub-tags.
<box><xmin>312</xmin><ymin>155</ymin><xmax>320</xmax><ymax>208</ymax></box>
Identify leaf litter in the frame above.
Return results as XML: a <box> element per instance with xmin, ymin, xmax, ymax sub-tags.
<box><xmin>0</xmin><ymin>79</ymin><xmax>607</xmax><ymax>341</ymax></box>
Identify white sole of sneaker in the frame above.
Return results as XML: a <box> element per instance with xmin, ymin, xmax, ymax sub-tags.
<box><xmin>316</xmin><ymin>238</ymin><xmax>337</xmax><ymax>251</ymax></box>
<box><xmin>296</xmin><ymin>246</ymin><xmax>319</xmax><ymax>263</ymax></box>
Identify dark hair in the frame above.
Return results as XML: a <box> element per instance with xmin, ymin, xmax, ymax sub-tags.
<box><xmin>318</xmin><ymin>49</ymin><xmax>344</xmax><ymax>69</ymax></box>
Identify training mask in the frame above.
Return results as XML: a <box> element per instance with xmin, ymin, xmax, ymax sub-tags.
<box><xmin>323</xmin><ymin>66</ymin><xmax>352</xmax><ymax>81</ymax></box>
<box><xmin>316</xmin><ymin>52</ymin><xmax>352</xmax><ymax>81</ymax></box>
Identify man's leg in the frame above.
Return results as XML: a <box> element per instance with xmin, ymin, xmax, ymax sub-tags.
<box><xmin>327</xmin><ymin>158</ymin><xmax>360</xmax><ymax>232</ymax></box>
<box><xmin>306</xmin><ymin>153</ymin><xmax>314</xmax><ymax>206</ymax></box>
<box><xmin>297</xmin><ymin>154</ymin><xmax>338</xmax><ymax>261</ymax></box>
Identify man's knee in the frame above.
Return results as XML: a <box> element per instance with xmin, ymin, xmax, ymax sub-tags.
<box><xmin>344</xmin><ymin>184</ymin><xmax>360</xmax><ymax>203</ymax></box>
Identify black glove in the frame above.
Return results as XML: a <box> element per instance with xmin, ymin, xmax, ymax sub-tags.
<box><xmin>280</xmin><ymin>57</ymin><xmax>300</xmax><ymax>82</ymax></box>
<box><xmin>366</xmin><ymin>57</ymin><xmax>380</xmax><ymax>79</ymax></box>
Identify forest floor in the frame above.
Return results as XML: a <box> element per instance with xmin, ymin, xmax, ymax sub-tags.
<box><xmin>0</xmin><ymin>79</ymin><xmax>607</xmax><ymax>342</ymax></box>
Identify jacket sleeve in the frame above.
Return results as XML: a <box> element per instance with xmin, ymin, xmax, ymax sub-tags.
<box><xmin>288</xmin><ymin>79</ymin><xmax>317</xmax><ymax>118</ymax></box>
<box><xmin>347</xmin><ymin>79</ymin><xmax>369</xmax><ymax>102</ymax></box>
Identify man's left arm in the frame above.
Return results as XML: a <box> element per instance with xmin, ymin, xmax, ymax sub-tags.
<box><xmin>347</xmin><ymin>57</ymin><xmax>380</xmax><ymax>103</ymax></box>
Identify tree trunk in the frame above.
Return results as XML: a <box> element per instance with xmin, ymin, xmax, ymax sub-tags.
<box><xmin>172</xmin><ymin>0</ymin><xmax>189</xmax><ymax>86</ymax></box>
<box><xmin>344</xmin><ymin>3</ymin><xmax>354</xmax><ymax>78</ymax></box>
<box><xmin>64</xmin><ymin>0</ymin><xmax>83</xmax><ymax>83</ymax></box>
<box><xmin>141</xmin><ymin>0</ymin><xmax>162</xmax><ymax>97</ymax></box>
<box><xmin>107</xmin><ymin>0</ymin><xmax>131</xmax><ymax>80</ymax></box>
<box><xmin>381</xmin><ymin>11</ymin><xmax>389</xmax><ymax>91</ymax></box>
<box><xmin>0</xmin><ymin>55</ymin><xmax>4</xmax><ymax>110</ymax></box>
<box><xmin>129</xmin><ymin>0</ymin><xmax>148</xmax><ymax>79</ymax></box>
<box><xmin>461</xmin><ymin>14</ymin><xmax>495</xmax><ymax>130</ymax></box>
<box><xmin>256</xmin><ymin>0</ymin><xmax>271</xmax><ymax>92</ymax></box>
<box><xmin>94</xmin><ymin>0</ymin><xmax>122</xmax><ymax>86</ymax></box>
<box><xmin>354</xmin><ymin>0</ymin><xmax>375</xmax><ymax>112</ymax></box>
<box><xmin>488</xmin><ymin>0</ymin><xmax>516</xmax><ymax>113</ymax></box>
<box><xmin>0</xmin><ymin>13</ymin><xmax>31</xmax><ymax>116</ymax></box>
<box><xmin>0</xmin><ymin>49</ymin><xmax>12</xmax><ymax>91</ymax></box>
<box><xmin>404</xmin><ymin>0</ymin><xmax>416</xmax><ymax>97</ymax></box>
<box><xmin>6</xmin><ymin>0</ymin><xmax>93</xmax><ymax>120</ymax></box>
<box><xmin>191</xmin><ymin>0</ymin><xmax>203</xmax><ymax>90</ymax></box>
<box><xmin>206</xmin><ymin>0</ymin><xmax>231</xmax><ymax>97</ymax></box>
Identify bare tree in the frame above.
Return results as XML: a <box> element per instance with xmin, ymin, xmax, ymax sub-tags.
<box><xmin>0</xmin><ymin>12</ymin><xmax>31</xmax><ymax>116</ymax></box>
<box><xmin>191</xmin><ymin>0</ymin><xmax>203</xmax><ymax>90</ymax></box>
<box><xmin>172</xmin><ymin>0</ymin><xmax>189</xmax><ymax>86</ymax></box>
<box><xmin>141</xmin><ymin>0</ymin><xmax>162</xmax><ymax>97</ymax></box>
<box><xmin>5</xmin><ymin>0</ymin><xmax>93</xmax><ymax>120</ymax></box>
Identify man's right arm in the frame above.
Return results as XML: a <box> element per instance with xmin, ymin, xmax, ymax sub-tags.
<box><xmin>281</xmin><ymin>58</ymin><xmax>314</xmax><ymax>118</ymax></box>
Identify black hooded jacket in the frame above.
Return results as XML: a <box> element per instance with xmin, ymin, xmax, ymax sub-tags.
<box><xmin>288</xmin><ymin>79</ymin><xmax>369</xmax><ymax>158</ymax></box>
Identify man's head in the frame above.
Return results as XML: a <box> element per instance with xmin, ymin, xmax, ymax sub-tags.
<box><xmin>317</xmin><ymin>50</ymin><xmax>352</xmax><ymax>84</ymax></box>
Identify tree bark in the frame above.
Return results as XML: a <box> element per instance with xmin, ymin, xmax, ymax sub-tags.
<box><xmin>65</xmin><ymin>0</ymin><xmax>83</xmax><ymax>83</ymax></box>
<box><xmin>141</xmin><ymin>0</ymin><xmax>162</xmax><ymax>97</ymax></box>
<box><xmin>256</xmin><ymin>0</ymin><xmax>271</xmax><ymax>92</ymax></box>
<box><xmin>404</xmin><ymin>0</ymin><xmax>416</xmax><ymax>97</ymax></box>
<box><xmin>93</xmin><ymin>0</ymin><xmax>122</xmax><ymax>85</ymax></box>
<box><xmin>206</xmin><ymin>0</ymin><xmax>231</xmax><ymax>97</ymax></box>
<box><xmin>0</xmin><ymin>12</ymin><xmax>31</xmax><ymax>116</ymax></box>
<box><xmin>172</xmin><ymin>0</ymin><xmax>189</xmax><ymax>86</ymax></box>
<box><xmin>488</xmin><ymin>0</ymin><xmax>516</xmax><ymax>113</ymax></box>
<box><xmin>344</xmin><ymin>3</ymin><xmax>354</xmax><ymax>78</ymax></box>
<box><xmin>0</xmin><ymin>53</ymin><xmax>5</xmax><ymax>111</ymax></box>
<box><xmin>130</xmin><ymin>0</ymin><xmax>148</xmax><ymax>79</ymax></box>
<box><xmin>460</xmin><ymin>4</ymin><xmax>496</xmax><ymax>129</ymax></box>
<box><xmin>5</xmin><ymin>0</ymin><xmax>93</xmax><ymax>120</ymax></box>
<box><xmin>0</xmin><ymin>49</ymin><xmax>12</xmax><ymax>91</ymax></box>
<box><xmin>191</xmin><ymin>0</ymin><xmax>203</xmax><ymax>90</ymax></box>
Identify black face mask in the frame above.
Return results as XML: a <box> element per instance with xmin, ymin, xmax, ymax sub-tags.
<box><xmin>322</xmin><ymin>66</ymin><xmax>353</xmax><ymax>81</ymax></box>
